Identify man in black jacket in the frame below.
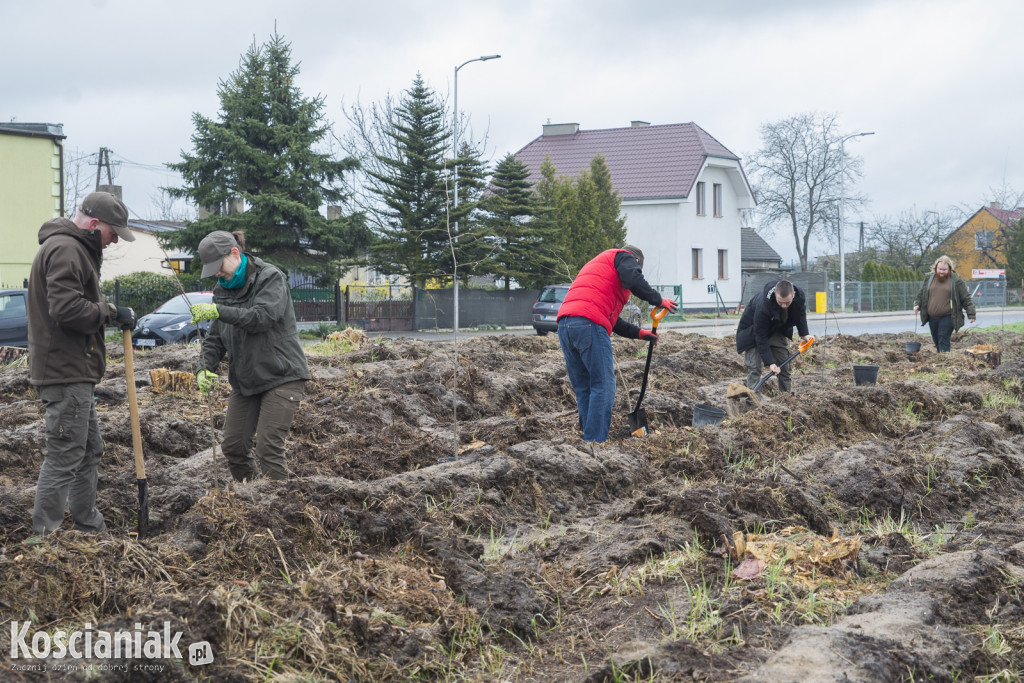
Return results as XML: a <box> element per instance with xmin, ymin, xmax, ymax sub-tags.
<box><xmin>735</xmin><ymin>280</ymin><xmax>811</xmax><ymax>393</ymax></box>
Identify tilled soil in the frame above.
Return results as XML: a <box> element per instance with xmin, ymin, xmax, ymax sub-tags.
<box><xmin>1</xmin><ymin>328</ymin><xmax>1023</xmax><ymax>681</ymax></box>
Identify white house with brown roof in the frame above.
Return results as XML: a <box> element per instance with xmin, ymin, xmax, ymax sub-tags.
<box><xmin>513</xmin><ymin>121</ymin><xmax>755</xmax><ymax>309</ymax></box>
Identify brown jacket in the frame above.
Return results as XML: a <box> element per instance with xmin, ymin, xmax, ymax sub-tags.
<box><xmin>27</xmin><ymin>218</ymin><xmax>115</xmax><ymax>386</ymax></box>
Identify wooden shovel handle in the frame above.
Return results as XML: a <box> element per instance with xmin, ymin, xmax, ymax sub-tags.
<box><xmin>122</xmin><ymin>331</ymin><xmax>146</xmax><ymax>480</ymax></box>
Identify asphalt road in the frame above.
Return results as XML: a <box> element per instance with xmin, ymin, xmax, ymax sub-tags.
<box><xmin>359</xmin><ymin>307</ymin><xmax>1024</xmax><ymax>342</ymax></box>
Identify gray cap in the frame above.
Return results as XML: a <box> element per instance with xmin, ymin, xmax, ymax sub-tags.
<box><xmin>198</xmin><ymin>231</ymin><xmax>238</xmax><ymax>278</ymax></box>
<box><xmin>81</xmin><ymin>192</ymin><xmax>134</xmax><ymax>242</ymax></box>
<box><xmin>623</xmin><ymin>245</ymin><xmax>644</xmax><ymax>268</ymax></box>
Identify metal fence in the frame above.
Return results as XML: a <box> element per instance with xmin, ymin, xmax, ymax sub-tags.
<box><xmin>827</xmin><ymin>280</ymin><xmax>1016</xmax><ymax>312</ymax></box>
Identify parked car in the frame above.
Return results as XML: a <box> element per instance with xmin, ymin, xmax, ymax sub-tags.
<box><xmin>132</xmin><ymin>292</ymin><xmax>214</xmax><ymax>348</ymax></box>
<box><xmin>0</xmin><ymin>289</ymin><xmax>29</xmax><ymax>348</ymax></box>
<box><xmin>531</xmin><ymin>284</ymin><xmax>646</xmax><ymax>336</ymax></box>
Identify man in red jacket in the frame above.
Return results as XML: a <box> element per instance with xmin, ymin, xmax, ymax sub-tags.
<box><xmin>557</xmin><ymin>246</ymin><xmax>677</xmax><ymax>442</ymax></box>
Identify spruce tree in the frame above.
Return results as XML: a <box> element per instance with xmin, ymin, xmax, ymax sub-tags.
<box><xmin>165</xmin><ymin>32</ymin><xmax>367</xmax><ymax>278</ymax></box>
<box><xmin>363</xmin><ymin>75</ymin><xmax>484</xmax><ymax>287</ymax></box>
<box><xmin>478</xmin><ymin>154</ymin><xmax>560</xmax><ymax>289</ymax></box>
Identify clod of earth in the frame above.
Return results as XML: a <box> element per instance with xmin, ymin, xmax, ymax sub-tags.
<box><xmin>1</xmin><ymin>329</ymin><xmax>1023</xmax><ymax>680</ymax></box>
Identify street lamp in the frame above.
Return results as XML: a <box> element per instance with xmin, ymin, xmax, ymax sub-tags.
<box><xmin>452</xmin><ymin>54</ymin><xmax>500</xmax><ymax>333</ymax></box>
<box><xmin>838</xmin><ymin>131</ymin><xmax>874</xmax><ymax>313</ymax></box>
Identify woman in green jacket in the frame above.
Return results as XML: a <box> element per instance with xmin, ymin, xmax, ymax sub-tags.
<box><xmin>913</xmin><ymin>255</ymin><xmax>976</xmax><ymax>353</ymax></box>
<box><xmin>190</xmin><ymin>230</ymin><xmax>311</xmax><ymax>481</ymax></box>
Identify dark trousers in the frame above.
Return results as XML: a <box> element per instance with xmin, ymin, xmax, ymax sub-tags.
<box><xmin>33</xmin><ymin>383</ymin><xmax>106</xmax><ymax>534</ymax></box>
<box><xmin>743</xmin><ymin>333</ymin><xmax>792</xmax><ymax>393</ymax></box>
<box><xmin>222</xmin><ymin>380</ymin><xmax>306</xmax><ymax>481</ymax></box>
<box><xmin>928</xmin><ymin>314</ymin><xmax>953</xmax><ymax>352</ymax></box>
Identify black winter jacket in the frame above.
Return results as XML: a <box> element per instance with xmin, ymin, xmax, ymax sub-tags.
<box><xmin>735</xmin><ymin>280</ymin><xmax>810</xmax><ymax>365</ymax></box>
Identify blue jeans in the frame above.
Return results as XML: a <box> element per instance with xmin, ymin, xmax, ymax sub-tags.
<box><xmin>928</xmin><ymin>314</ymin><xmax>953</xmax><ymax>352</ymax></box>
<box><xmin>558</xmin><ymin>317</ymin><xmax>615</xmax><ymax>442</ymax></box>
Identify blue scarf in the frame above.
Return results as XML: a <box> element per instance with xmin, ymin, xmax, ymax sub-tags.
<box><xmin>218</xmin><ymin>253</ymin><xmax>248</xmax><ymax>289</ymax></box>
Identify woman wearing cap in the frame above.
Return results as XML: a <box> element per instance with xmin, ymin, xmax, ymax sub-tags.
<box><xmin>189</xmin><ymin>230</ymin><xmax>310</xmax><ymax>481</ymax></box>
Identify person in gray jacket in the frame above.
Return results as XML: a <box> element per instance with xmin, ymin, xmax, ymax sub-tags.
<box><xmin>27</xmin><ymin>191</ymin><xmax>137</xmax><ymax>535</ymax></box>
<box><xmin>190</xmin><ymin>230</ymin><xmax>310</xmax><ymax>481</ymax></box>
<box><xmin>913</xmin><ymin>255</ymin><xmax>976</xmax><ymax>352</ymax></box>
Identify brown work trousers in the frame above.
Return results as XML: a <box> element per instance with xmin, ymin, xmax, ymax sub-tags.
<box><xmin>221</xmin><ymin>380</ymin><xmax>306</xmax><ymax>481</ymax></box>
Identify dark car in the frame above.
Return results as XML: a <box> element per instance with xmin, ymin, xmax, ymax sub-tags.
<box><xmin>0</xmin><ymin>289</ymin><xmax>29</xmax><ymax>348</ymax></box>
<box><xmin>531</xmin><ymin>284</ymin><xmax>570</xmax><ymax>335</ymax></box>
<box><xmin>132</xmin><ymin>292</ymin><xmax>214</xmax><ymax>349</ymax></box>
<box><xmin>531</xmin><ymin>284</ymin><xmax>643</xmax><ymax>336</ymax></box>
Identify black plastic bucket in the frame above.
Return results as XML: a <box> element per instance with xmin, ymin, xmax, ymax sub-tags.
<box><xmin>853</xmin><ymin>364</ymin><xmax>879</xmax><ymax>386</ymax></box>
<box><xmin>905</xmin><ymin>341</ymin><xmax>921</xmax><ymax>355</ymax></box>
<box><xmin>692</xmin><ymin>403</ymin><xmax>726</xmax><ymax>428</ymax></box>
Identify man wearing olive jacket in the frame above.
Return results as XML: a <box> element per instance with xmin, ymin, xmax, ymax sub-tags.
<box><xmin>736</xmin><ymin>279</ymin><xmax>811</xmax><ymax>394</ymax></box>
<box><xmin>557</xmin><ymin>245</ymin><xmax>678</xmax><ymax>443</ymax></box>
<box><xmin>27</xmin><ymin>192</ymin><xmax>137</xmax><ymax>535</ymax></box>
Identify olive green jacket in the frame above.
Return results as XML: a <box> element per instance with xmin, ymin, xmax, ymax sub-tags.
<box><xmin>914</xmin><ymin>272</ymin><xmax>976</xmax><ymax>331</ymax></box>
<box><xmin>202</xmin><ymin>255</ymin><xmax>310</xmax><ymax>397</ymax></box>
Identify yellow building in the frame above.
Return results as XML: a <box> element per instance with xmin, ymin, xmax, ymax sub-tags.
<box><xmin>0</xmin><ymin>123</ymin><xmax>66</xmax><ymax>287</ymax></box>
<box><xmin>939</xmin><ymin>202</ymin><xmax>1024</xmax><ymax>276</ymax></box>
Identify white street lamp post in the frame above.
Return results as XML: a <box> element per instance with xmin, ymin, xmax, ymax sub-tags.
<box><xmin>452</xmin><ymin>54</ymin><xmax>500</xmax><ymax>333</ymax></box>
<box><xmin>838</xmin><ymin>131</ymin><xmax>874</xmax><ymax>313</ymax></box>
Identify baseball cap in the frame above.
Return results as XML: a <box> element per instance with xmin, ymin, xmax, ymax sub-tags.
<box><xmin>623</xmin><ymin>244</ymin><xmax>644</xmax><ymax>268</ymax></box>
<box><xmin>81</xmin><ymin>192</ymin><xmax>134</xmax><ymax>242</ymax></box>
<box><xmin>198</xmin><ymin>231</ymin><xmax>239</xmax><ymax>278</ymax></box>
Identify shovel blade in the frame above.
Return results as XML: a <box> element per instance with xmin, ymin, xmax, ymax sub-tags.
<box><xmin>137</xmin><ymin>478</ymin><xmax>149</xmax><ymax>538</ymax></box>
<box><xmin>628</xmin><ymin>408</ymin><xmax>648</xmax><ymax>437</ymax></box>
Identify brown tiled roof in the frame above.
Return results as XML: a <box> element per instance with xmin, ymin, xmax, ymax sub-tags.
<box><xmin>512</xmin><ymin>122</ymin><xmax>741</xmax><ymax>201</ymax></box>
<box><xmin>988</xmin><ymin>206</ymin><xmax>1024</xmax><ymax>226</ymax></box>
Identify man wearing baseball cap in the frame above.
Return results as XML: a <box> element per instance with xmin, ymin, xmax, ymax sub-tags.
<box><xmin>26</xmin><ymin>191</ymin><xmax>137</xmax><ymax>536</ymax></box>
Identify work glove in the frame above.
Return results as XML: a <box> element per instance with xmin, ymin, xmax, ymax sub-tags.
<box><xmin>639</xmin><ymin>329</ymin><xmax>659</xmax><ymax>343</ymax></box>
<box><xmin>196</xmin><ymin>370</ymin><xmax>219</xmax><ymax>395</ymax></box>
<box><xmin>190</xmin><ymin>303</ymin><xmax>220</xmax><ymax>324</ymax></box>
<box><xmin>115</xmin><ymin>306</ymin><xmax>136</xmax><ymax>330</ymax></box>
<box><xmin>659</xmin><ymin>298</ymin><xmax>679</xmax><ymax>314</ymax></box>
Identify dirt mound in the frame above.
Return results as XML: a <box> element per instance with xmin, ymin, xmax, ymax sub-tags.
<box><xmin>2</xmin><ymin>329</ymin><xmax>1023</xmax><ymax>679</ymax></box>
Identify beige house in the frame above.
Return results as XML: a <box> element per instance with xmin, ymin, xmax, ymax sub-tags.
<box><xmin>0</xmin><ymin>123</ymin><xmax>66</xmax><ymax>287</ymax></box>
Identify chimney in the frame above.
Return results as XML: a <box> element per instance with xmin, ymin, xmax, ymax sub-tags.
<box><xmin>542</xmin><ymin>122</ymin><xmax>580</xmax><ymax>137</ymax></box>
<box><xmin>990</xmin><ymin>201</ymin><xmax>1002</xmax><ymax>210</ymax></box>
<box><xmin>327</xmin><ymin>205</ymin><xmax>342</xmax><ymax>220</ymax></box>
<box><xmin>630</xmin><ymin>120</ymin><xmax>650</xmax><ymax>127</ymax></box>
<box><xmin>229</xmin><ymin>197</ymin><xmax>245</xmax><ymax>214</ymax></box>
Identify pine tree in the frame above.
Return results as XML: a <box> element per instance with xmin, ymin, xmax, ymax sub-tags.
<box><xmin>165</xmin><ymin>32</ymin><xmax>367</xmax><ymax>278</ymax></box>
<box><xmin>361</xmin><ymin>75</ymin><xmax>485</xmax><ymax>287</ymax></box>
<box><xmin>477</xmin><ymin>154</ymin><xmax>560</xmax><ymax>289</ymax></box>
<box><xmin>532</xmin><ymin>154</ymin><xmax>627</xmax><ymax>278</ymax></box>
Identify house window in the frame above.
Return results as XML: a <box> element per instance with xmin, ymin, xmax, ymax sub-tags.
<box><xmin>975</xmin><ymin>230</ymin><xmax>994</xmax><ymax>249</ymax></box>
<box><xmin>692</xmin><ymin>248</ymin><xmax>703</xmax><ymax>279</ymax></box>
<box><xmin>696</xmin><ymin>182</ymin><xmax>706</xmax><ymax>216</ymax></box>
<box><xmin>713</xmin><ymin>183</ymin><xmax>723</xmax><ymax>217</ymax></box>
<box><xmin>717</xmin><ymin>249</ymin><xmax>728</xmax><ymax>279</ymax></box>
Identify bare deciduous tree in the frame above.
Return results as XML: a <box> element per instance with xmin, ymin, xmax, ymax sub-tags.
<box><xmin>866</xmin><ymin>208</ymin><xmax>956</xmax><ymax>273</ymax></box>
<box><xmin>747</xmin><ymin>112</ymin><xmax>867</xmax><ymax>271</ymax></box>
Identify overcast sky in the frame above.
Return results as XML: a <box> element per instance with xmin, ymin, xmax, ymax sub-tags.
<box><xmin>4</xmin><ymin>0</ymin><xmax>1022</xmax><ymax>265</ymax></box>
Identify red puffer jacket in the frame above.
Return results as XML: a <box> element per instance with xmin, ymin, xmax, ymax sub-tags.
<box><xmin>557</xmin><ymin>249</ymin><xmax>630</xmax><ymax>334</ymax></box>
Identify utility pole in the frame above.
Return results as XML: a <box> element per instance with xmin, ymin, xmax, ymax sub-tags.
<box><xmin>94</xmin><ymin>147</ymin><xmax>114</xmax><ymax>190</ymax></box>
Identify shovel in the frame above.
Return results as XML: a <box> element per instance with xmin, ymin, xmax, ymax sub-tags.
<box><xmin>751</xmin><ymin>335</ymin><xmax>815</xmax><ymax>391</ymax></box>
<box><xmin>122</xmin><ymin>330</ymin><xmax>149</xmax><ymax>537</ymax></box>
<box><xmin>726</xmin><ymin>336</ymin><xmax>814</xmax><ymax>416</ymax></box>
<box><xmin>628</xmin><ymin>306</ymin><xmax>669</xmax><ymax>437</ymax></box>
